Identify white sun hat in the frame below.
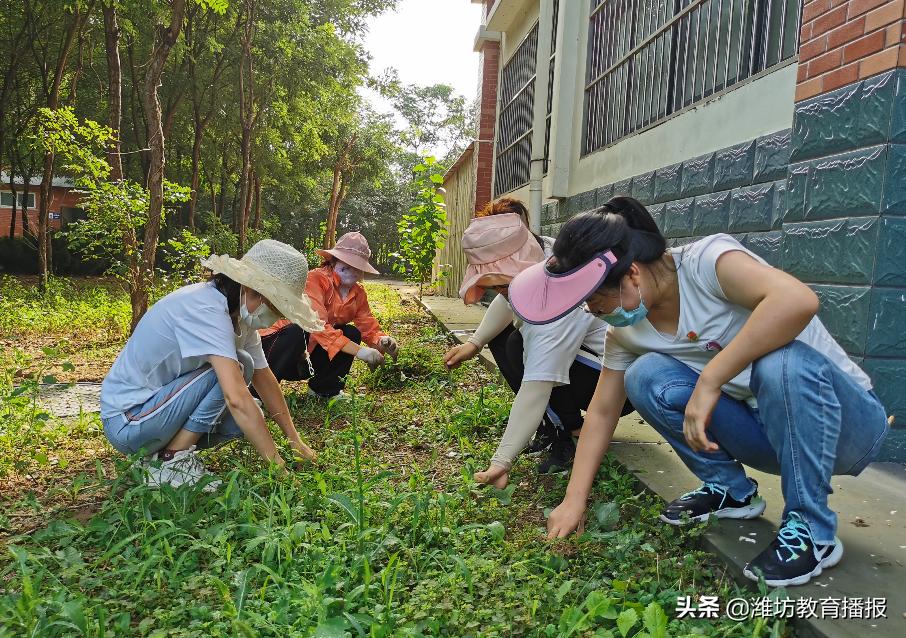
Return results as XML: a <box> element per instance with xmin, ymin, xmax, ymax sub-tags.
<box><xmin>202</xmin><ymin>239</ymin><xmax>324</xmax><ymax>332</ymax></box>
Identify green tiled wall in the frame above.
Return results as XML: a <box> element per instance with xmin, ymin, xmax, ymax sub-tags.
<box><xmin>539</xmin><ymin>69</ymin><xmax>906</xmax><ymax>462</ymax></box>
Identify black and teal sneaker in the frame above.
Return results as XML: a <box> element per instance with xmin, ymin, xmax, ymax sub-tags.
<box><xmin>659</xmin><ymin>480</ymin><xmax>766</xmax><ymax>525</ymax></box>
<box><xmin>743</xmin><ymin>512</ymin><xmax>843</xmax><ymax>587</ymax></box>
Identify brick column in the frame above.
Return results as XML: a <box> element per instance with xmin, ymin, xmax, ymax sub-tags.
<box><xmin>787</xmin><ymin>1</ymin><xmax>906</xmax><ymax>461</ymax></box>
<box><xmin>473</xmin><ymin>0</ymin><xmax>499</xmax><ymax>212</ymax></box>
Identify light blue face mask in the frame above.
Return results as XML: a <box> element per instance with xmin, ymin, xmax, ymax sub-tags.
<box><xmin>598</xmin><ymin>282</ymin><xmax>648</xmax><ymax>327</ymax></box>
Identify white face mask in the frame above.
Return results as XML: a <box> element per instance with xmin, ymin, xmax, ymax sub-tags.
<box><xmin>239</xmin><ymin>290</ymin><xmax>281</xmax><ymax>330</ymax></box>
<box><xmin>334</xmin><ymin>261</ymin><xmax>362</xmax><ymax>286</ymax></box>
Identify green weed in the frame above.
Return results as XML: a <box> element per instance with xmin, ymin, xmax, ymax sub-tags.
<box><xmin>0</xmin><ymin>281</ymin><xmax>787</xmax><ymax>637</ymax></box>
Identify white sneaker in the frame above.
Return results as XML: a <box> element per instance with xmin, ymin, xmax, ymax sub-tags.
<box><xmin>144</xmin><ymin>446</ymin><xmax>221</xmax><ymax>493</ymax></box>
<box><xmin>307</xmin><ymin>388</ymin><xmax>347</xmax><ymax>402</ymax></box>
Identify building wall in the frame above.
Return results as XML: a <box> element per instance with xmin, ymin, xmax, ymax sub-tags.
<box><xmin>0</xmin><ymin>186</ymin><xmax>80</xmax><ymax>237</ymax></box>
<box><xmin>485</xmin><ymin>0</ymin><xmax>906</xmax><ymax>462</ymax></box>
<box><xmin>436</xmin><ymin>145</ymin><xmax>478</xmax><ymax>297</ymax></box>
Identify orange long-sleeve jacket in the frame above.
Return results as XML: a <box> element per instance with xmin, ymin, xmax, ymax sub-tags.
<box><xmin>259</xmin><ymin>267</ymin><xmax>386</xmax><ymax>360</ymax></box>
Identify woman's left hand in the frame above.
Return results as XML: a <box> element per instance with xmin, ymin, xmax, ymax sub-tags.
<box><xmin>289</xmin><ymin>436</ymin><xmax>317</xmax><ymax>462</ymax></box>
<box><xmin>378</xmin><ymin>335</ymin><xmax>399</xmax><ymax>359</ymax></box>
<box><xmin>683</xmin><ymin>379</ymin><xmax>721</xmax><ymax>453</ymax></box>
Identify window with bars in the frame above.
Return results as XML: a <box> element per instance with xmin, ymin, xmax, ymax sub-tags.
<box><xmin>494</xmin><ymin>25</ymin><xmax>538</xmax><ymax>197</ymax></box>
<box><xmin>493</xmin><ymin>0</ymin><xmax>561</xmax><ymax>197</ymax></box>
<box><xmin>583</xmin><ymin>0</ymin><xmax>802</xmax><ymax>155</ymax></box>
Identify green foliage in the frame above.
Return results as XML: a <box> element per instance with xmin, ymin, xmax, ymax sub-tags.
<box><xmin>197</xmin><ymin>212</ymin><xmax>239</xmax><ymax>256</ymax></box>
<box><xmin>160</xmin><ymin>229</ymin><xmax>212</xmax><ymax>285</ymax></box>
<box><xmin>0</xmin><ymin>347</ymin><xmax>99</xmax><ymax>479</ymax></box>
<box><xmin>392</xmin><ymin>156</ymin><xmax>448</xmax><ymax>294</ymax></box>
<box><xmin>33</xmin><ymin>107</ymin><xmax>114</xmax><ymax>184</ymax></box>
<box><xmin>0</xmin><ymin>275</ymin><xmax>130</xmax><ymax>339</ymax></box>
<box><xmin>0</xmin><ymin>281</ymin><xmax>783</xmax><ymax>637</ymax></box>
<box><xmin>64</xmin><ymin>179</ymin><xmax>190</xmax><ymax>284</ymax></box>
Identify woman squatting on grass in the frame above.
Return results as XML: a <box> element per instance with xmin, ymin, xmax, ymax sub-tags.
<box><xmin>508</xmin><ymin>196</ymin><xmax>889</xmax><ymax>588</ymax></box>
<box><xmin>100</xmin><ymin>240</ymin><xmax>324</xmax><ymax>491</ymax></box>
<box><xmin>443</xmin><ymin>198</ymin><xmax>632</xmax><ymax>484</ymax></box>
<box><xmin>259</xmin><ymin>231</ymin><xmax>399</xmax><ymax>400</ymax></box>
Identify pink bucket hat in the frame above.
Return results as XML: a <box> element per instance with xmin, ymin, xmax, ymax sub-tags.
<box><xmin>509</xmin><ymin>251</ymin><xmax>618</xmax><ymax>324</ymax></box>
<box><xmin>317</xmin><ymin>232</ymin><xmax>379</xmax><ymax>275</ymax></box>
<box><xmin>458</xmin><ymin>213</ymin><xmax>545</xmax><ymax>305</ymax></box>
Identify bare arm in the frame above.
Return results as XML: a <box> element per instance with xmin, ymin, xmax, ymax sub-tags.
<box><xmin>683</xmin><ymin>251</ymin><xmax>819</xmax><ymax>452</ymax></box>
<box><xmin>251</xmin><ymin>366</ymin><xmax>316</xmax><ymax>461</ymax></box>
<box><xmin>208</xmin><ymin>355</ymin><xmax>284</xmax><ymax>468</ymax></box>
<box><xmin>547</xmin><ymin>367</ymin><xmax>627</xmax><ymax>538</ymax></box>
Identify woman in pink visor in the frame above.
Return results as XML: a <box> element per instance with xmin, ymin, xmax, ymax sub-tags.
<box><xmin>443</xmin><ymin>198</ymin><xmax>632</xmax><ymax>484</ymax></box>
<box><xmin>509</xmin><ymin>196</ymin><xmax>888</xmax><ymax>589</ymax></box>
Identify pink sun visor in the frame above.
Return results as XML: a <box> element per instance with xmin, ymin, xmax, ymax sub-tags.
<box><xmin>508</xmin><ymin>251</ymin><xmax>618</xmax><ymax>324</ymax></box>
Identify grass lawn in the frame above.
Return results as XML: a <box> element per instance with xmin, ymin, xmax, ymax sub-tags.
<box><xmin>0</xmin><ymin>276</ymin><xmax>788</xmax><ymax>637</ymax></box>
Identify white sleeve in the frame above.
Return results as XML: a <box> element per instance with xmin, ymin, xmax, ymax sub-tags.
<box><xmin>691</xmin><ymin>234</ymin><xmax>754</xmax><ymax>301</ymax></box>
<box><xmin>173</xmin><ymin>305</ymin><xmax>238</xmax><ymax>362</ymax></box>
<box><xmin>241</xmin><ymin>329</ymin><xmax>269</xmax><ymax>369</ymax></box>
<box><xmin>467</xmin><ymin>294</ymin><xmax>515</xmax><ymax>348</ymax></box>
<box><xmin>490</xmin><ymin>380</ymin><xmax>554</xmax><ymax>470</ymax></box>
<box><xmin>601</xmin><ymin>326</ymin><xmax>637</xmax><ymax>371</ymax></box>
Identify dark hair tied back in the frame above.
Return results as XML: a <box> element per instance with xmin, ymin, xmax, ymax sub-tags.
<box><xmin>210</xmin><ymin>273</ymin><xmax>242</xmax><ymax>314</ymax></box>
<box><xmin>550</xmin><ymin>196</ymin><xmax>667</xmax><ymax>287</ymax></box>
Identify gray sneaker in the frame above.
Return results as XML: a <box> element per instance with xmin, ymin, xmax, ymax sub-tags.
<box><xmin>144</xmin><ymin>446</ymin><xmax>221</xmax><ymax>493</ymax></box>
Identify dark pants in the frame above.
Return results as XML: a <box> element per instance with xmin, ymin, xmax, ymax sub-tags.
<box><xmin>261</xmin><ymin>324</ymin><xmax>362</xmax><ymax>397</ymax></box>
<box><xmin>500</xmin><ymin>328</ymin><xmax>634</xmax><ymax>434</ymax></box>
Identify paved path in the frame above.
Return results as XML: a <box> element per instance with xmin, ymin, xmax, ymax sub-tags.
<box><xmin>36</xmin><ymin>383</ymin><xmax>102</xmax><ymax>418</ymax></box>
<box><xmin>410</xmin><ymin>289</ymin><xmax>906</xmax><ymax>638</ymax></box>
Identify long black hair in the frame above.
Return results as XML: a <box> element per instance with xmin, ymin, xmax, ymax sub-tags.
<box><xmin>209</xmin><ymin>273</ymin><xmax>242</xmax><ymax>314</ymax></box>
<box><xmin>549</xmin><ymin>196</ymin><xmax>668</xmax><ymax>288</ymax></box>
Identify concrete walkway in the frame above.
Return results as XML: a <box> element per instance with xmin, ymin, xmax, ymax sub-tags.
<box><xmin>411</xmin><ymin>290</ymin><xmax>906</xmax><ymax>638</ymax></box>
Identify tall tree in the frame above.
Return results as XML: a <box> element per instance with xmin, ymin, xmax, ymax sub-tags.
<box><xmin>25</xmin><ymin>0</ymin><xmax>95</xmax><ymax>288</ymax></box>
<box><xmin>135</xmin><ymin>0</ymin><xmax>190</xmax><ymax>323</ymax></box>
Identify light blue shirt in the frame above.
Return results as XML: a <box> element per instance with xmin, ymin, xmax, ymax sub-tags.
<box><xmin>100</xmin><ymin>282</ymin><xmax>267</xmax><ymax>418</ymax></box>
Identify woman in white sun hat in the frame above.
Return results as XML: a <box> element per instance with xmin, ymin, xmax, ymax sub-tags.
<box><xmin>260</xmin><ymin>231</ymin><xmax>398</xmax><ymax>398</ymax></box>
<box><xmin>100</xmin><ymin>239</ymin><xmax>324</xmax><ymax>491</ymax></box>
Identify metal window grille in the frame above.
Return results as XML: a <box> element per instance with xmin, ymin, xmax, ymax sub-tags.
<box><xmin>583</xmin><ymin>0</ymin><xmax>802</xmax><ymax>155</ymax></box>
<box><xmin>544</xmin><ymin>0</ymin><xmax>560</xmax><ymax>174</ymax></box>
<box><xmin>495</xmin><ymin>25</ymin><xmax>539</xmax><ymax>197</ymax></box>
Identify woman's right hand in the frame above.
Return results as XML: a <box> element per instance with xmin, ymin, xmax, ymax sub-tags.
<box><xmin>546</xmin><ymin>497</ymin><xmax>588</xmax><ymax>539</ymax></box>
<box><xmin>443</xmin><ymin>342</ymin><xmax>479</xmax><ymax>369</ymax></box>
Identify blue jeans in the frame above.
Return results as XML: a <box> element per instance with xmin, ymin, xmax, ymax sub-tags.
<box><xmin>102</xmin><ymin>350</ymin><xmax>255</xmax><ymax>456</ymax></box>
<box><xmin>623</xmin><ymin>342</ymin><xmax>889</xmax><ymax>543</ymax></box>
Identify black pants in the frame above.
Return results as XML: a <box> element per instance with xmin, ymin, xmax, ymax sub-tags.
<box><xmin>487</xmin><ymin>323</ymin><xmax>524</xmax><ymax>394</ymax></box>
<box><xmin>500</xmin><ymin>328</ymin><xmax>634</xmax><ymax>434</ymax></box>
<box><xmin>261</xmin><ymin>324</ymin><xmax>362</xmax><ymax>397</ymax></box>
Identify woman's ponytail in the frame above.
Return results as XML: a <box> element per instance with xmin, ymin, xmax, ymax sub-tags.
<box><xmin>550</xmin><ymin>196</ymin><xmax>667</xmax><ymax>288</ymax></box>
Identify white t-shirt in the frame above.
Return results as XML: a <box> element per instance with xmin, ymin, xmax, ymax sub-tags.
<box><xmin>510</xmin><ymin>234</ymin><xmax>607</xmax><ymax>385</ymax></box>
<box><xmin>100</xmin><ymin>282</ymin><xmax>268</xmax><ymax>418</ymax></box>
<box><xmin>602</xmin><ymin>234</ymin><xmax>872</xmax><ymax>405</ymax></box>
<box><xmin>520</xmin><ymin>308</ymin><xmax>607</xmax><ymax>385</ymax></box>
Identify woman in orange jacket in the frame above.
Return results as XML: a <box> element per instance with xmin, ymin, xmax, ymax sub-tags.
<box><xmin>259</xmin><ymin>232</ymin><xmax>399</xmax><ymax>398</ymax></box>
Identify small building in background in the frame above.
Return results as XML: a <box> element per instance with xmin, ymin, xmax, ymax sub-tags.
<box><xmin>442</xmin><ymin>0</ymin><xmax>906</xmax><ymax>463</ymax></box>
<box><xmin>0</xmin><ymin>173</ymin><xmax>84</xmax><ymax>238</ymax></box>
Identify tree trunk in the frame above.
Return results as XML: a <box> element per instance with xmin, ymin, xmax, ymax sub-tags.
<box><xmin>134</xmin><ymin>0</ymin><xmax>187</xmax><ymax>330</ymax></box>
<box><xmin>102</xmin><ymin>3</ymin><xmax>123</xmax><ymax>180</ymax></box>
<box><xmin>236</xmin><ymin>0</ymin><xmax>256</xmax><ymax>254</ymax></box>
<box><xmin>325</xmin><ymin>161</ymin><xmax>342</xmax><ymax>249</ymax></box>
<box><xmin>37</xmin><ymin>2</ymin><xmax>88</xmax><ymax>290</ymax></box>
<box><xmin>188</xmin><ymin>118</ymin><xmax>203</xmax><ymax>229</ymax></box>
<box><xmin>8</xmin><ymin>174</ymin><xmax>18</xmax><ymax>239</ymax></box>
<box><xmin>252</xmin><ymin>174</ymin><xmax>262</xmax><ymax>230</ymax></box>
